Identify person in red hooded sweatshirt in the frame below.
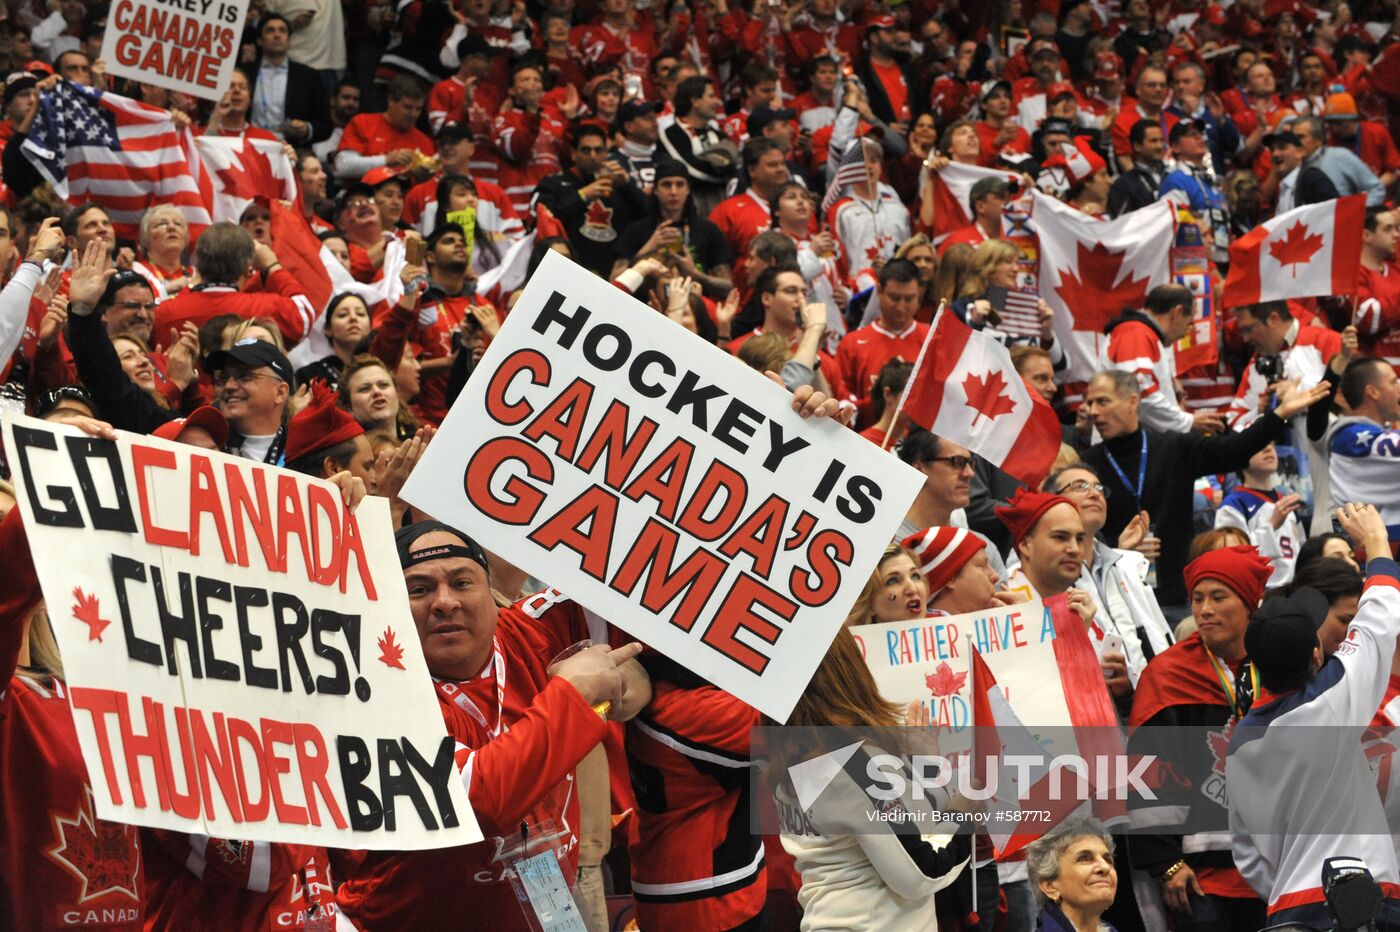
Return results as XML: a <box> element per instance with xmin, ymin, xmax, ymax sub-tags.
<box><xmin>1128</xmin><ymin>545</ymin><xmax>1272</xmax><ymax>932</ymax></box>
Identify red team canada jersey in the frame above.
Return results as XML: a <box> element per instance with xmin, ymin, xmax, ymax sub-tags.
<box><xmin>1357</xmin><ymin>263</ymin><xmax>1400</xmax><ymax>371</ymax></box>
<box><xmin>337</xmin><ymin>113</ymin><xmax>436</xmax><ymax>160</ymax></box>
<box><xmin>410</xmin><ymin>293</ymin><xmax>496</xmax><ymax>424</ymax></box>
<box><xmin>150</xmin><ymin>274</ymin><xmax>317</xmax><ymax>351</ymax></box>
<box><xmin>836</xmin><ymin>319</ymin><xmax>930</xmax><ymax>402</ymax></box>
<box><xmin>335</xmin><ymin>599</ymin><xmax>607</xmax><ymax>931</ymax></box>
<box><xmin>0</xmin><ymin>511</ymin><xmax>146</xmax><ymax>930</ymax></box>
<box><xmin>140</xmin><ymin>832</ymin><xmax>336</xmax><ymax>931</ymax></box>
<box><xmin>627</xmin><ymin>677</ymin><xmax>766</xmax><ymax>930</ymax></box>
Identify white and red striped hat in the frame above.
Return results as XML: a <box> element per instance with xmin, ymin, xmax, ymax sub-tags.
<box><xmin>900</xmin><ymin>527</ymin><xmax>987</xmax><ymax>595</ymax></box>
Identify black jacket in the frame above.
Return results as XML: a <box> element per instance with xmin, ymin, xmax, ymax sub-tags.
<box><xmin>1107</xmin><ymin>162</ymin><xmax>1163</xmax><ymax>217</ymax></box>
<box><xmin>241</xmin><ymin>59</ymin><xmax>333</xmax><ymax>143</ymax></box>
<box><xmin>854</xmin><ymin>55</ymin><xmax>919</xmax><ymax>126</ymax></box>
<box><xmin>1083</xmin><ymin>412</ymin><xmax>1287</xmax><ymax>607</ymax></box>
<box><xmin>67</xmin><ymin>310</ymin><xmax>178</xmax><ymax>436</ymax></box>
<box><xmin>1295</xmin><ymin>164</ymin><xmax>1340</xmax><ymax>207</ymax></box>
<box><xmin>533</xmin><ymin>169</ymin><xmax>648</xmax><ymax>277</ymax></box>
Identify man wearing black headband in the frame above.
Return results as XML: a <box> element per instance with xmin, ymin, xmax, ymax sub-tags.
<box><xmin>336</xmin><ymin>520</ymin><xmax>647</xmax><ymax>931</ymax></box>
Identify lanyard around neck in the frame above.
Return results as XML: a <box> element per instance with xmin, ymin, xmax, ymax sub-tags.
<box><xmin>1203</xmin><ymin>642</ymin><xmax>1258</xmax><ymax>719</ymax></box>
<box><xmin>1102</xmin><ymin>431</ymin><xmax>1147</xmax><ymax>506</ymax></box>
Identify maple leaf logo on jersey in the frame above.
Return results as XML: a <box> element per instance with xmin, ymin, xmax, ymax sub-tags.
<box><xmin>1268</xmin><ymin>221</ymin><xmax>1324</xmax><ymax>277</ymax></box>
<box><xmin>580</xmin><ymin>197</ymin><xmax>617</xmax><ymax>242</ymax></box>
<box><xmin>1055</xmin><ymin>241</ymin><xmax>1151</xmax><ymax>333</ymax></box>
<box><xmin>71</xmin><ymin>588</ymin><xmax>110</xmax><ymax>643</ymax></box>
<box><xmin>46</xmin><ymin>787</ymin><xmax>141</xmax><ymax>904</ymax></box>
<box><xmin>962</xmin><ymin>370</ymin><xmax>1018</xmax><ymax>426</ymax></box>
<box><xmin>378</xmin><ymin>627</ymin><xmax>406</xmax><ymax>670</ymax></box>
<box><xmin>1206</xmin><ymin>720</ymin><xmax>1236</xmax><ymax>776</ymax></box>
<box><xmin>925</xmin><ymin>662</ymin><xmax>968</xmax><ymax>697</ymax></box>
<box><xmin>215</xmin><ymin>141</ymin><xmax>278</xmax><ymax>203</ymax></box>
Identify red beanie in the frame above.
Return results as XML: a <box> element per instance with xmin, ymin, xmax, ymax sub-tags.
<box><xmin>994</xmin><ymin>488</ymin><xmax>1077</xmax><ymax>546</ymax></box>
<box><xmin>1184</xmin><ymin>545</ymin><xmax>1273</xmax><ymax>609</ymax></box>
<box><xmin>286</xmin><ymin>381</ymin><xmax>365</xmax><ymax>464</ymax></box>
<box><xmin>901</xmin><ymin>527</ymin><xmax>987</xmax><ymax>595</ymax></box>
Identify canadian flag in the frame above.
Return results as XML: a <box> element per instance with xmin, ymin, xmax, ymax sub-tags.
<box><xmin>931</xmin><ymin>161</ymin><xmax>1023</xmax><ymax>242</ymax></box>
<box><xmin>899</xmin><ymin>305</ymin><xmax>1061</xmax><ymax>487</ymax></box>
<box><xmin>1222</xmin><ymin>194</ymin><xmax>1365</xmax><ymax>308</ymax></box>
<box><xmin>195</xmin><ymin>137</ymin><xmax>298</xmax><ymax>224</ymax></box>
<box><xmin>969</xmin><ymin>647</ymin><xmax>1099</xmax><ymax>858</ymax></box>
<box><xmin>1034</xmin><ymin>191</ymin><xmax>1176</xmax><ymax>391</ymax></box>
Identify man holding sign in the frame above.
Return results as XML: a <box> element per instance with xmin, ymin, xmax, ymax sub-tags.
<box><xmin>335</xmin><ymin>521</ymin><xmax>648</xmax><ymax>930</ymax></box>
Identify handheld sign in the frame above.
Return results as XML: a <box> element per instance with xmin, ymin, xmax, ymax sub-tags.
<box><xmin>102</xmin><ymin>0</ymin><xmax>249</xmax><ymax>102</ymax></box>
<box><xmin>2</xmin><ymin>413</ymin><xmax>481</xmax><ymax>850</ymax></box>
<box><xmin>400</xmin><ymin>251</ymin><xmax>923</xmax><ymax>721</ymax></box>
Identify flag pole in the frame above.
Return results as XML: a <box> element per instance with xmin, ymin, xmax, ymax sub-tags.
<box><xmin>880</xmin><ymin>299</ymin><xmax>945</xmax><ymax>450</ymax></box>
<box><xmin>967</xmin><ymin>633</ymin><xmax>978</xmax><ymax>921</ymax></box>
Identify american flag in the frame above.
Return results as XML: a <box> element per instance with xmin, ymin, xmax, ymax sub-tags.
<box><xmin>821</xmin><ymin>138</ymin><xmax>873</xmax><ymax>214</ymax></box>
<box><xmin>22</xmin><ymin>81</ymin><xmax>212</xmax><ymax>242</ymax></box>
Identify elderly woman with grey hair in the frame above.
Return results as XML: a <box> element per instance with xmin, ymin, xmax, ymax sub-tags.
<box><xmin>1026</xmin><ymin>813</ymin><xmax>1119</xmax><ymax>932</ymax></box>
<box><xmin>133</xmin><ymin>203</ymin><xmax>192</xmax><ymax>301</ymax></box>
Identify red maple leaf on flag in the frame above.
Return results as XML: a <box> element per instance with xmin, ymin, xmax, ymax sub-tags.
<box><xmin>71</xmin><ymin>588</ymin><xmax>110</xmax><ymax>643</ymax></box>
<box><xmin>962</xmin><ymin>369</ymin><xmax>1018</xmax><ymax>426</ymax></box>
<box><xmin>214</xmin><ymin>141</ymin><xmax>278</xmax><ymax>204</ymax></box>
<box><xmin>377</xmin><ymin>627</ymin><xmax>406</xmax><ymax>670</ymax></box>
<box><xmin>1055</xmin><ymin>241</ymin><xmax>1153</xmax><ymax>332</ymax></box>
<box><xmin>1267</xmin><ymin>221</ymin><xmax>1325</xmax><ymax>277</ymax></box>
<box><xmin>925</xmin><ymin>661</ymin><xmax>968</xmax><ymax>697</ymax></box>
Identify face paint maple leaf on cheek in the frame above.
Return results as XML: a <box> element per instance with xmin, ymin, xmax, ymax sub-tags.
<box><xmin>1055</xmin><ymin>240</ymin><xmax>1152</xmax><ymax>333</ymax></box>
<box><xmin>925</xmin><ymin>661</ymin><xmax>968</xmax><ymax>697</ymax></box>
<box><xmin>1267</xmin><ymin>221</ymin><xmax>1324</xmax><ymax>277</ymax></box>
<box><xmin>962</xmin><ymin>369</ymin><xmax>1018</xmax><ymax>426</ymax></box>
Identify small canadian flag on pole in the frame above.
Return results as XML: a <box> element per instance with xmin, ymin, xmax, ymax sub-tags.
<box><xmin>896</xmin><ymin>306</ymin><xmax>1062</xmax><ymax>488</ymax></box>
<box><xmin>1223</xmin><ymin>194</ymin><xmax>1366</xmax><ymax>307</ymax></box>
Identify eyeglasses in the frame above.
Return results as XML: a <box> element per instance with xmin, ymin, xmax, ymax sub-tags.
<box><xmin>932</xmin><ymin>455</ymin><xmax>974</xmax><ymax>470</ymax></box>
<box><xmin>113</xmin><ymin>301</ymin><xmax>156</xmax><ymax>312</ymax></box>
<box><xmin>1058</xmin><ymin>480</ymin><xmax>1106</xmax><ymax>495</ymax></box>
<box><xmin>214</xmin><ymin>370</ymin><xmax>279</xmax><ymax>386</ymax></box>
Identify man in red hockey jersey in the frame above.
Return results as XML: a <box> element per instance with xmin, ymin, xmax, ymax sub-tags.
<box><xmin>1357</xmin><ymin>205</ymin><xmax>1400</xmax><ymax>373</ymax></box>
<box><xmin>150</xmin><ymin>223</ymin><xmax>317</xmax><ymax>351</ymax></box>
<box><xmin>335</xmin><ymin>75</ymin><xmax>435</xmax><ymax>182</ymax></box>
<box><xmin>836</xmin><ymin>258</ymin><xmax>928</xmax><ymax>403</ymax></box>
<box><xmin>335</xmin><ymin>521</ymin><xmax>643</xmax><ymax>931</ymax></box>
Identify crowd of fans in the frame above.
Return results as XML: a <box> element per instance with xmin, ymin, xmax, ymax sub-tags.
<box><xmin>2</xmin><ymin>0</ymin><xmax>1400</xmax><ymax>929</ymax></box>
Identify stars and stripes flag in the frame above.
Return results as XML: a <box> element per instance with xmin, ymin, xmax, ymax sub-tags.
<box><xmin>21</xmin><ymin>81</ymin><xmax>212</xmax><ymax>242</ymax></box>
<box><xmin>821</xmin><ymin>138</ymin><xmax>873</xmax><ymax>214</ymax></box>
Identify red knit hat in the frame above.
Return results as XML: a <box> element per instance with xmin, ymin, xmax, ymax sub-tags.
<box><xmin>994</xmin><ymin>488</ymin><xmax>1078</xmax><ymax>546</ymax></box>
<box><xmin>286</xmin><ymin>381</ymin><xmax>364</xmax><ymax>464</ymax></box>
<box><xmin>1184</xmin><ymin>545</ymin><xmax>1273</xmax><ymax>609</ymax></box>
<box><xmin>901</xmin><ymin>527</ymin><xmax>987</xmax><ymax>595</ymax></box>
<box><xmin>152</xmin><ymin>405</ymin><xmax>229</xmax><ymax>449</ymax></box>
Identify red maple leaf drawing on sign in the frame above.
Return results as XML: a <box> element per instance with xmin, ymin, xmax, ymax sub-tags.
<box><xmin>71</xmin><ymin>588</ymin><xmax>110</xmax><ymax>643</ymax></box>
<box><xmin>46</xmin><ymin>788</ymin><xmax>141</xmax><ymax>905</ymax></box>
<box><xmin>1055</xmin><ymin>241</ymin><xmax>1152</xmax><ymax>333</ymax></box>
<box><xmin>1267</xmin><ymin>221</ymin><xmax>1324</xmax><ymax>277</ymax></box>
<box><xmin>378</xmin><ymin>627</ymin><xmax>406</xmax><ymax>670</ymax></box>
<box><xmin>215</xmin><ymin>141</ymin><xmax>278</xmax><ymax>203</ymax></box>
<box><xmin>962</xmin><ymin>369</ymin><xmax>1018</xmax><ymax>427</ymax></box>
<box><xmin>925</xmin><ymin>661</ymin><xmax>968</xmax><ymax>697</ymax></box>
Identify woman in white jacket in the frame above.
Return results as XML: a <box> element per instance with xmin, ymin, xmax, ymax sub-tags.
<box><xmin>772</xmin><ymin>629</ymin><xmax>970</xmax><ymax>931</ymax></box>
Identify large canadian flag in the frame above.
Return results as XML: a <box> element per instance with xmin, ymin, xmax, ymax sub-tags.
<box><xmin>931</xmin><ymin>161</ymin><xmax>1023</xmax><ymax>242</ymax></box>
<box><xmin>1034</xmin><ymin>191</ymin><xmax>1176</xmax><ymax>390</ymax></box>
<box><xmin>195</xmin><ymin>137</ymin><xmax>298</xmax><ymax>224</ymax></box>
<box><xmin>1222</xmin><ymin>194</ymin><xmax>1365</xmax><ymax>307</ymax></box>
<box><xmin>899</xmin><ymin>306</ymin><xmax>1061</xmax><ymax>487</ymax></box>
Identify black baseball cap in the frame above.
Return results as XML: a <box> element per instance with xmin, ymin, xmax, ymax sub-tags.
<box><xmin>618</xmin><ymin>98</ymin><xmax>663</xmax><ymax>123</ymax></box>
<box><xmin>205</xmin><ymin>337</ymin><xmax>295</xmax><ymax>386</ymax></box>
<box><xmin>1265</xmin><ymin>123</ymin><xmax>1302</xmax><ymax>147</ymax></box>
<box><xmin>653</xmin><ymin>159</ymin><xmax>690</xmax><ymax>184</ymax></box>
<box><xmin>1169</xmin><ymin>118</ymin><xmax>1205</xmax><ymax>144</ymax></box>
<box><xmin>395</xmin><ymin>520</ymin><xmax>490</xmax><ymax>572</ymax></box>
<box><xmin>1246</xmin><ymin>587</ymin><xmax>1329</xmax><ymax>687</ymax></box>
<box><xmin>2</xmin><ymin>72</ymin><xmax>37</xmax><ymax>108</ymax></box>
<box><xmin>1040</xmin><ymin>117</ymin><xmax>1074</xmax><ymax>137</ymax></box>
<box><xmin>747</xmin><ymin>105</ymin><xmax>797</xmax><ymax>136</ymax></box>
<box><xmin>437</xmin><ymin>122</ymin><xmax>473</xmax><ymax>145</ymax></box>
<box><xmin>458</xmin><ymin>34</ymin><xmax>503</xmax><ymax>59</ymax></box>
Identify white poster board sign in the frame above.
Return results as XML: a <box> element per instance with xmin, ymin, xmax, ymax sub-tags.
<box><xmin>3</xmin><ymin>413</ymin><xmax>481</xmax><ymax>850</ymax></box>
<box><xmin>401</xmin><ymin>251</ymin><xmax>923</xmax><ymax>721</ymax></box>
<box><xmin>102</xmin><ymin>0</ymin><xmax>250</xmax><ymax>102</ymax></box>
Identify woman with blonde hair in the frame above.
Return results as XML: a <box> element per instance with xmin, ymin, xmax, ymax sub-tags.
<box><xmin>339</xmin><ymin>353</ymin><xmax>421</xmax><ymax>442</ymax></box>
<box><xmin>773</xmin><ymin>628</ymin><xmax>969</xmax><ymax>931</ymax></box>
<box><xmin>894</xmin><ymin>234</ymin><xmax>940</xmax><ymax>323</ymax></box>
<box><xmin>953</xmin><ymin>240</ymin><xmax>1058</xmax><ymax>356</ymax></box>
<box><xmin>842</xmin><ymin>543</ymin><xmax>929</xmax><ymax>627</ymax></box>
